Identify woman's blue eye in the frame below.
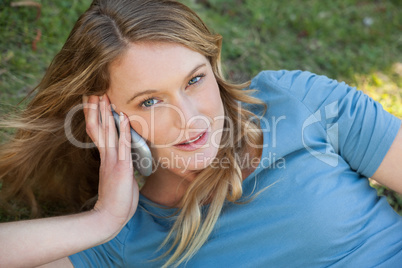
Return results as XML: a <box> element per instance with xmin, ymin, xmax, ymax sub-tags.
<box><xmin>188</xmin><ymin>76</ymin><xmax>202</xmax><ymax>86</ymax></box>
<box><xmin>142</xmin><ymin>98</ymin><xmax>157</xmax><ymax>107</ymax></box>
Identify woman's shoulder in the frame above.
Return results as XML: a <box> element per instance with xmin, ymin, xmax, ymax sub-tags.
<box><xmin>250</xmin><ymin>69</ymin><xmax>341</xmax><ymax>94</ymax></box>
<box><xmin>248</xmin><ymin>69</ymin><xmax>357</xmax><ymax>112</ymax></box>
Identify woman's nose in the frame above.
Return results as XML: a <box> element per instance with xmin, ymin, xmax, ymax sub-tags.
<box><xmin>172</xmin><ymin>95</ymin><xmax>208</xmax><ymax>130</ymax></box>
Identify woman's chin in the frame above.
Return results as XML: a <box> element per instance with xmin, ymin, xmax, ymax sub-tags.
<box><xmin>170</xmin><ymin>148</ymin><xmax>220</xmax><ymax>174</ymax></box>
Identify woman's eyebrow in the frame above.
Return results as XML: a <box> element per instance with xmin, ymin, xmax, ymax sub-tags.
<box><xmin>187</xmin><ymin>63</ymin><xmax>206</xmax><ymax>79</ymax></box>
<box><xmin>126</xmin><ymin>89</ymin><xmax>158</xmax><ymax>104</ymax></box>
<box><xmin>126</xmin><ymin>63</ymin><xmax>207</xmax><ymax>104</ymax></box>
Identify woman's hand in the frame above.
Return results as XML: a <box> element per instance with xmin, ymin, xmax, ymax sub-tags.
<box><xmin>83</xmin><ymin>94</ymin><xmax>139</xmax><ymax>237</ymax></box>
<box><xmin>0</xmin><ymin>94</ymin><xmax>140</xmax><ymax>268</ymax></box>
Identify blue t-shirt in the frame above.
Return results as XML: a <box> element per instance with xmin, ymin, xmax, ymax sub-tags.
<box><xmin>69</xmin><ymin>70</ymin><xmax>402</xmax><ymax>267</ymax></box>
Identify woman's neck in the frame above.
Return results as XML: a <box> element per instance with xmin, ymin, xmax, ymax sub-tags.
<box><xmin>140</xmin><ymin>167</ymin><xmax>195</xmax><ymax>207</ymax></box>
<box><xmin>140</xmin><ymin>146</ymin><xmax>262</xmax><ymax>207</ymax></box>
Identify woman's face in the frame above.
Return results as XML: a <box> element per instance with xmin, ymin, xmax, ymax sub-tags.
<box><xmin>107</xmin><ymin>42</ymin><xmax>225</xmax><ymax>174</ymax></box>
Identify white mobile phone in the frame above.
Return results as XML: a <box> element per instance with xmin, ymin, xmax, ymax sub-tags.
<box><xmin>111</xmin><ymin>107</ymin><xmax>153</xmax><ymax>176</ymax></box>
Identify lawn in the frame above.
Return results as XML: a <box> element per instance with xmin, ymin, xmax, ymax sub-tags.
<box><xmin>0</xmin><ymin>0</ymin><xmax>401</xmax><ymax>220</ymax></box>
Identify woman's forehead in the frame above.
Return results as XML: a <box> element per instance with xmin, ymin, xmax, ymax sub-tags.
<box><xmin>109</xmin><ymin>42</ymin><xmax>209</xmax><ymax>88</ymax></box>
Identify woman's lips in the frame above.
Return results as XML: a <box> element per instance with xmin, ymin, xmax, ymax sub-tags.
<box><xmin>174</xmin><ymin>130</ymin><xmax>208</xmax><ymax>151</ymax></box>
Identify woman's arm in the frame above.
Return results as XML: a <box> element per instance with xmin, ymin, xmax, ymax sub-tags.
<box><xmin>0</xmin><ymin>95</ymin><xmax>139</xmax><ymax>267</ymax></box>
<box><xmin>0</xmin><ymin>210</ymin><xmax>114</xmax><ymax>267</ymax></box>
<box><xmin>38</xmin><ymin>257</ymin><xmax>73</xmax><ymax>268</ymax></box>
<box><xmin>371</xmin><ymin>125</ymin><xmax>402</xmax><ymax>194</ymax></box>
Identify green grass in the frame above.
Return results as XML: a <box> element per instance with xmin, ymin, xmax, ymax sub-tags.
<box><xmin>0</xmin><ymin>0</ymin><xmax>401</xmax><ymax>220</ymax></box>
<box><xmin>184</xmin><ymin>0</ymin><xmax>401</xmax><ymax>81</ymax></box>
<box><xmin>0</xmin><ymin>0</ymin><xmax>92</xmax><ymax>106</ymax></box>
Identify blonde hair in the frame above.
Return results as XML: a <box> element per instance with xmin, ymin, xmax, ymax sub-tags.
<box><xmin>0</xmin><ymin>0</ymin><xmax>266</xmax><ymax>266</ymax></box>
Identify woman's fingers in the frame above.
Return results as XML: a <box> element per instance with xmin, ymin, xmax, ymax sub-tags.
<box><xmin>118</xmin><ymin>112</ymin><xmax>133</xmax><ymax>167</ymax></box>
<box><xmin>99</xmin><ymin>95</ymin><xmax>118</xmax><ymax>163</ymax></box>
<box><xmin>83</xmin><ymin>95</ymin><xmax>104</xmax><ymax>155</ymax></box>
<box><xmin>82</xmin><ymin>94</ymin><xmax>132</xmax><ymax>168</ymax></box>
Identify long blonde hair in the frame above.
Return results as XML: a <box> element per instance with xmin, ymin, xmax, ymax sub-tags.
<box><xmin>0</xmin><ymin>0</ymin><xmax>266</xmax><ymax>266</ymax></box>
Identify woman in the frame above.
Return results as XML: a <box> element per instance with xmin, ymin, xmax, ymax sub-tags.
<box><xmin>1</xmin><ymin>0</ymin><xmax>401</xmax><ymax>267</ymax></box>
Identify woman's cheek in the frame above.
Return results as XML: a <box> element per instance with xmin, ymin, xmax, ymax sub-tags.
<box><xmin>129</xmin><ymin>112</ymin><xmax>153</xmax><ymax>142</ymax></box>
<box><xmin>131</xmin><ymin>112</ymin><xmax>174</xmax><ymax>145</ymax></box>
<box><xmin>205</xmin><ymin>84</ymin><xmax>224</xmax><ymax>117</ymax></box>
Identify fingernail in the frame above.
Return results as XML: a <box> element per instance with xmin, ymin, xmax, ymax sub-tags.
<box><xmin>99</xmin><ymin>95</ymin><xmax>103</xmax><ymax>101</ymax></box>
<box><xmin>82</xmin><ymin>95</ymin><xmax>88</xmax><ymax>103</ymax></box>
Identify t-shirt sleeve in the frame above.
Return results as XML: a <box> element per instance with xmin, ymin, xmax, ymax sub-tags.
<box><xmin>68</xmin><ymin>225</ymin><xmax>128</xmax><ymax>267</ymax></box>
<box><xmin>258</xmin><ymin>70</ymin><xmax>401</xmax><ymax>178</ymax></box>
